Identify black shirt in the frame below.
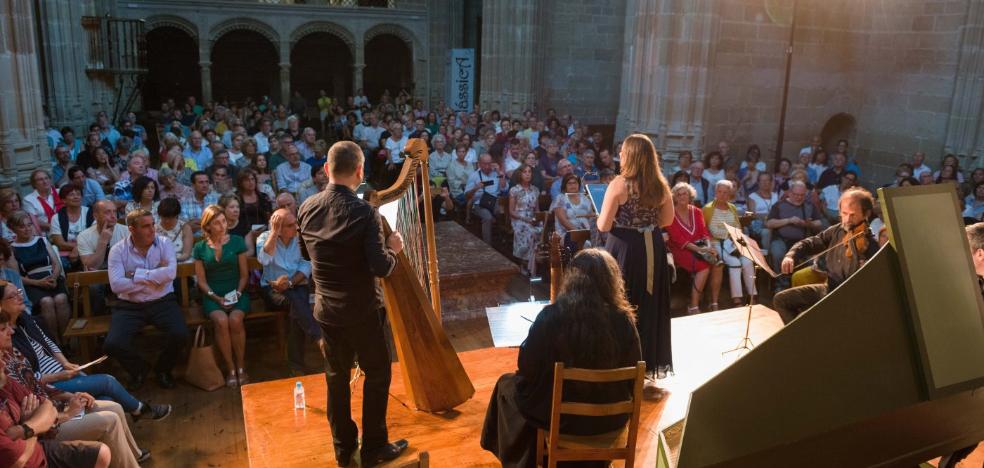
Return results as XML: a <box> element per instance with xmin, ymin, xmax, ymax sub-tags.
<box><xmin>297</xmin><ymin>184</ymin><xmax>396</xmax><ymax>326</ymax></box>
<box><xmin>786</xmin><ymin>223</ymin><xmax>878</xmax><ymax>289</ymax></box>
<box><xmin>514</xmin><ymin>303</ymin><xmax>642</xmax><ymax>434</ymax></box>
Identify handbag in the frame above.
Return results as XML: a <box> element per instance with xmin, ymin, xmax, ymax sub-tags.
<box><xmin>477</xmin><ymin>172</ymin><xmax>498</xmax><ymax>212</ymax></box>
<box><xmin>184</xmin><ymin>326</ymin><xmax>225</xmax><ymax>391</ymax></box>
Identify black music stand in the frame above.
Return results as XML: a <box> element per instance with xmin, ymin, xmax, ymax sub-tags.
<box><xmin>722</xmin><ymin>224</ymin><xmax>778</xmax><ymax>355</ymax></box>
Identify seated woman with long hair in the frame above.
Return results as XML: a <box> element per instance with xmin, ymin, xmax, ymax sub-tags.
<box><xmin>481</xmin><ymin>248</ymin><xmax>642</xmax><ymax>468</ymax></box>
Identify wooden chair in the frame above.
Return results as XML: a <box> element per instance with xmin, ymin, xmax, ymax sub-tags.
<box><xmin>535</xmin><ymin>362</ymin><xmax>646</xmax><ymax>468</ymax></box>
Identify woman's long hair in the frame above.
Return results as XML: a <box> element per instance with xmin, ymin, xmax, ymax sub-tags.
<box><xmin>620</xmin><ymin>134</ymin><xmax>669</xmax><ymax>209</ymax></box>
<box><xmin>552</xmin><ymin>248</ymin><xmax>636</xmax><ymax>369</ymax></box>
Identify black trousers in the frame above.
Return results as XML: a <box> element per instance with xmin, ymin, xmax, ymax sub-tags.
<box><xmin>319</xmin><ymin>310</ymin><xmax>392</xmax><ymax>456</ymax></box>
<box><xmin>103</xmin><ymin>293</ymin><xmax>189</xmax><ymax>378</ymax></box>
<box><xmin>772</xmin><ymin>283</ymin><xmax>828</xmax><ymax>324</ymax></box>
<box><xmin>262</xmin><ymin>285</ymin><xmax>320</xmax><ymax>373</ymax></box>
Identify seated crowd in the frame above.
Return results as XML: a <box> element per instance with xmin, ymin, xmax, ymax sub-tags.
<box><xmin>12</xmin><ymin>88</ymin><xmax>981</xmax><ymax>466</ymax></box>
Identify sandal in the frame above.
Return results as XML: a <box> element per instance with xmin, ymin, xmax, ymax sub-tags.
<box><xmin>226</xmin><ymin>371</ymin><xmax>238</xmax><ymax>388</ymax></box>
<box><xmin>709</xmin><ymin>302</ymin><xmax>719</xmax><ymax>311</ymax></box>
<box><xmin>686</xmin><ymin>306</ymin><xmax>700</xmax><ymax>315</ymax></box>
<box><xmin>237</xmin><ymin>368</ymin><xmax>250</xmax><ymax>385</ymax></box>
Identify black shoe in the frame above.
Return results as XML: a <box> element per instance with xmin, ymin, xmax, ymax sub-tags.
<box><xmin>127</xmin><ymin>373</ymin><xmax>145</xmax><ymax>392</ymax></box>
<box><xmin>133</xmin><ymin>402</ymin><xmax>171</xmax><ymax>422</ymax></box>
<box><xmin>155</xmin><ymin>372</ymin><xmax>175</xmax><ymax>389</ymax></box>
<box><xmin>137</xmin><ymin>449</ymin><xmax>151</xmax><ymax>463</ymax></box>
<box><xmin>361</xmin><ymin>439</ymin><xmax>408</xmax><ymax>467</ymax></box>
<box><xmin>334</xmin><ymin>448</ymin><xmax>354</xmax><ymax>467</ymax></box>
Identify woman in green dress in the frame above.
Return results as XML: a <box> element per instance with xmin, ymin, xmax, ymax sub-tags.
<box><xmin>193</xmin><ymin>205</ymin><xmax>251</xmax><ymax>387</ymax></box>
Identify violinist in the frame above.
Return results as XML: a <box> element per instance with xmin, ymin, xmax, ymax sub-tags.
<box><xmin>773</xmin><ymin>187</ymin><xmax>879</xmax><ymax>324</ymax></box>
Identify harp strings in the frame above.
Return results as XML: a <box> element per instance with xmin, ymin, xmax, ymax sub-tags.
<box><xmin>395</xmin><ymin>168</ymin><xmax>430</xmax><ymax>298</ymax></box>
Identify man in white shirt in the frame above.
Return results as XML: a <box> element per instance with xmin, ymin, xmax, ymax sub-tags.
<box><xmin>911</xmin><ymin>151</ymin><xmax>932</xmax><ymax>179</ymax></box>
<box><xmin>77</xmin><ymin>200</ymin><xmax>130</xmax><ymax>271</ymax></box>
<box><xmin>360</xmin><ymin>114</ymin><xmax>385</xmax><ymax>152</ymax></box>
<box><xmin>275</xmin><ymin>144</ymin><xmax>312</xmax><ymax>194</ymax></box>
<box><xmin>253</xmin><ymin>119</ymin><xmax>272</xmax><ymax>154</ymax></box>
<box><xmin>820</xmin><ymin>171</ymin><xmax>858</xmax><ymax>224</ymax></box>
<box><xmin>295</xmin><ymin>127</ymin><xmax>317</xmax><ymax>161</ymax></box>
<box><xmin>465</xmin><ymin>154</ymin><xmax>507</xmax><ymax>245</ymax></box>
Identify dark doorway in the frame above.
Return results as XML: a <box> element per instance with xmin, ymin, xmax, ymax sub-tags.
<box><xmin>211</xmin><ymin>30</ymin><xmax>278</xmax><ymax>105</ymax></box>
<box><xmin>144</xmin><ymin>27</ymin><xmax>200</xmax><ymax>110</ymax></box>
<box><xmin>820</xmin><ymin>113</ymin><xmax>857</xmax><ymax>154</ymax></box>
<box><xmin>364</xmin><ymin>34</ymin><xmax>413</xmax><ymax>104</ymax></box>
<box><xmin>290</xmin><ymin>33</ymin><xmax>354</xmax><ymax>105</ymax></box>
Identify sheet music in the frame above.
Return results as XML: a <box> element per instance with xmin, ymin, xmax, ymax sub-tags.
<box><xmin>585</xmin><ymin>184</ymin><xmax>608</xmax><ymax>213</ymax></box>
<box><xmin>379</xmin><ymin>199</ymin><xmax>400</xmax><ymax>229</ymax></box>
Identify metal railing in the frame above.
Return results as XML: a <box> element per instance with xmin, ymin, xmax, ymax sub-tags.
<box><xmin>81</xmin><ymin>16</ymin><xmax>147</xmax><ymax>75</ymax></box>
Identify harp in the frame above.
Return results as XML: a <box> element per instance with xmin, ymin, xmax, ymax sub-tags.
<box><xmin>368</xmin><ymin>138</ymin><xmax>475</xmax><ymax>412</ymax></box>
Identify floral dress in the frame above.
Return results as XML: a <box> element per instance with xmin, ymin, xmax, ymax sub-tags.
<box><xmin>510</xmin><ymin>184</ymin><xmax>541</xmax><ymax>261</ymax></box>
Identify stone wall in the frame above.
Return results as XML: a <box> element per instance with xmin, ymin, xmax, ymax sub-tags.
<box><xmin>538</xmin><ymin>0</ymin><xmax>626</xmax><ymax>125</ymax></box>
<box><xmin>703</xmin><ymin>0</ymin><xmax>966</xmax><ymax>184</ymax></box>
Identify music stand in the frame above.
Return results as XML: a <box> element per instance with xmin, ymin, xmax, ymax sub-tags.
<box><xmin>722</xmin><ymin>224</ymin><xmax>778</xmax><ymax>356</ymax></box>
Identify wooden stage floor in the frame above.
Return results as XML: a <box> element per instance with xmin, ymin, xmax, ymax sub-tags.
<box><xmin>242</xmin><ymin>305</ymin><xmax>786</xmax><ymax>467</ymax></box>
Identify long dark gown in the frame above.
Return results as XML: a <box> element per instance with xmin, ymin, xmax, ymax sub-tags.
<box><xmin>604</xmin><ymin>192</ymin><xmax>673</xmax><ymax>377</ymax></box>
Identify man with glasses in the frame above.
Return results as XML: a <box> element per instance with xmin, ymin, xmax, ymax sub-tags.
<box><xmin>275</xmin><ymin>145</ymin><xmax>312</xmax><ymax>194</ymax></box>
<box><xmin>257</xmin><ymin>209</ymin><xmax>319</xmax><ymax>375</ymax></box>
<box><xmin>766</xmin><ymin>180</ymin><xmax>822</xmax><ymax>290</ymax></box>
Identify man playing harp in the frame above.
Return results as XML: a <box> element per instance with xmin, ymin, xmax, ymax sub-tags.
<box><xmin>297</xmin><ymin>141</ymin><xmax>409</xmax><ymax>467</ymax></box>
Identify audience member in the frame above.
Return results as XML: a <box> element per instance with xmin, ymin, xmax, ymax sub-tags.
<box><xmin>68</xmin><ymin>166</ymin><xmax>105</xmax><ymax>208</ymax></box>
<box><xmin>180</xmin><ymin>171</ymin><xmax>220</xmax><ymax>233</ymax></box>
<box><xmin>76</xmin><ymin>200</ymin><xmax>128</xmax><ymax>271</ymax></box>
<box><xmin>820</xmin><ymin>171</ymin><xmax>859</xmax><ymax>225</ymax></box>
<box><xmin>446</xmin><ymin>143</ymin><xmax>474</xmax><ymax>204</ymax></box>
<box><xmin>549</xmin><ymin>159</ymin><xmax>574</xmax><ymax>201</ymax></box>
<box><xmin>256</xmin><ymin>209</ymin><xmax>319</xmax><ymax>376</ymax></box>
<box><xmin>702</xmin><ymin>151</ymin><xmax>726</xmax><ymax>188</ymax></box>
<box><xmin>817</xmin><ymin>152</ymin><xmax>848</xmax><ymax>190</ymax></box>
<box><xmin>466</xmin><ymin>154</ymin><xmax>507</xmax><ymax>245</ymax></box>
<box><xmin>276</xmin><ymin>192</ymin><xmax>298</xmax><ymax>214</ymax></box>
<box><xmin>22</xmin><ymin>170</ymin><xmax>61</xmax><ymax>236</ymax></box>
<box><xmin>183</xmin><ymin>131</ymin><xmax>212</xmax><ymax>169</ymax></box>
<box><xmin>275</xmin><ymin>144</ymin><xmax>311</xmax><ymax>194</ymax></box>
<box><xmin>666</xmin><ymin>182</ymin><xmax>716</xmax><ymax>314</ymax></box>
<box><xmin>49</xmin><ymin>184</ymin><xmax>92</xmax><ymax>271</ymax></box>
<box><xmin>51</xmin><ymin>145</ymin><xmax>73</xmax><ymax>187</ymax></box>
<box><xmin>123</xmin><ymin>176</ymin><xmax>160</xmax><ymax>222</ymax></box>
<box><xmin>508</xmin><ymin>165</ymin><xmax>541</xmax><ymax>276</ymax></box>
<box><xmin>297</xmin><ymin>164</ymin><xmax>328</xmax><ymax>205</ymax></box>
<box><xmin>703</xmin><ymin>180</ymin><xmax>756</xmax><ymax>308</ymax></box>
<box><xmin>193</xmin><ymin>205</ymin><xmax>250</xmax><ymax>387</ymax></box>
<box><xmin>9</xmin><ymin>211</ymin><xmax>69</xmax><ymax>343</ymax></box>
<box><xmin>105</xmin><ymin>209</ymin><xmax>189</xmax><ymax>391</ymax></box>
<box><xmin>86</xmin><ymin>148</ymin><xmax>120</xmax><ymax>194</ymax></box>
<box><xmin>155</xmin><ymin>198</ymin><xmax>193</xmax><ymax>263</ymax></box>
<box><xmin>746</xmin><ymin>171</ymin><xmax>778</xmax><ymax>250</ymax></box>
<box><xmin>551</xmin><ymin>173</ymin><xmax>597</xmax><ymax>249</ymax></box>
<box><xmin>429</xmin><ymin>134</ymin><xmax>453</xmax><ymax>177</ymax></box>
<box><xmin>766</xmin><ymin>180</ymin><xmax>822</xmax><ymax>289</ymax></box>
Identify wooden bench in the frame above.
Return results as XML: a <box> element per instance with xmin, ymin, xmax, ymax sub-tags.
<box><xmin>65</xmin><ymin>258</ymin><xmax>285</xmax><ymax>361</ymax></box>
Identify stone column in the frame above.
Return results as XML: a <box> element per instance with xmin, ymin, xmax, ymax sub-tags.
<box><xmin>0</xmin><ymin>0</ymin><xmax>49</xmax><ymax>189</ymax></box>
<box><xmin>944</xmin><ymin>1</ymin><xmax>984</xmax><ymax>169</ymax></box>
<box><xmin>479</xmin><ymin>0</ymin><xmax>541</xmax><ymax>114</ymax></box>
<box><xmin>614</xmin><ymin>0</ymin><xmax>718</xmax><ymax>160</ymax></box>
<box><xmin>200</xmin><ymin>61</ymin><xmax>213</xmax><ymax>103</ymax></box>
<box><xmin>35</xmin><ymin>0</ymin><xmax>92</xmax><ymax>132</ymax></box>
<box><xmin>352</xmin><ymin>37</ymin><xmax>365</xmax><ymax>94</ymax></box>
<box><xmin>279</xmin><ymin>62</ymin><xmax>291</xmax><ymax>106</ymax></box>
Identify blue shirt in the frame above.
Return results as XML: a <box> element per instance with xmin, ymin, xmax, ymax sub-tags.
<box><xmin>80</xmin><ymin>178</ymin><xmax>105</xmax><ymax>207</ymax></box>
<box><xmin>183</xmin><ymin>147</ymin><xmax>213</xmax><ymax>170</ymax></box>
<box><xmin>180</xmin><ymin>192</ymin><xmax>220</xmax><ymax>225</ymax></box>
<box><xmin>255</xmin><ymin>231</ymin><xmax>311</xmax><ymax>287</ymax></box>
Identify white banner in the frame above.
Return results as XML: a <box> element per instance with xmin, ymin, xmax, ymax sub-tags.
<box><xmin>447</xmin><ymin>48</ymin><xmax>475</xmax><ymax>113</ymax></box>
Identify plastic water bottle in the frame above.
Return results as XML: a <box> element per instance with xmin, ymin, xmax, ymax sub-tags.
<box><xmin>293</xmin><ymin>381</ymin><xmax>305</xmax><ymax>410</ymax></box>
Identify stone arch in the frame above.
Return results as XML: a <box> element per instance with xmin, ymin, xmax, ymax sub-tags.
<box><xmin>364</xmin><ymin>23</ymin><xmax>420</xmax><ymax>55</ymax></box>
<box><xmin>290</xmin><ymin>21</ymin><xmax>356</xmax><ymax>56</ymax></box>
<box><xmin>144</xmin><ymin>14</ymin><xmax>198</xmax><ymax>43</ymax></box>
<box><xmin>820</xmin><ymin>113</ymin><xmax>858</xmax><ymax>154</ymax></box>
<box><xmin>209</xmin><ymin>17</ymin><xmax>280</xmax><ymax>55</ymax></box>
